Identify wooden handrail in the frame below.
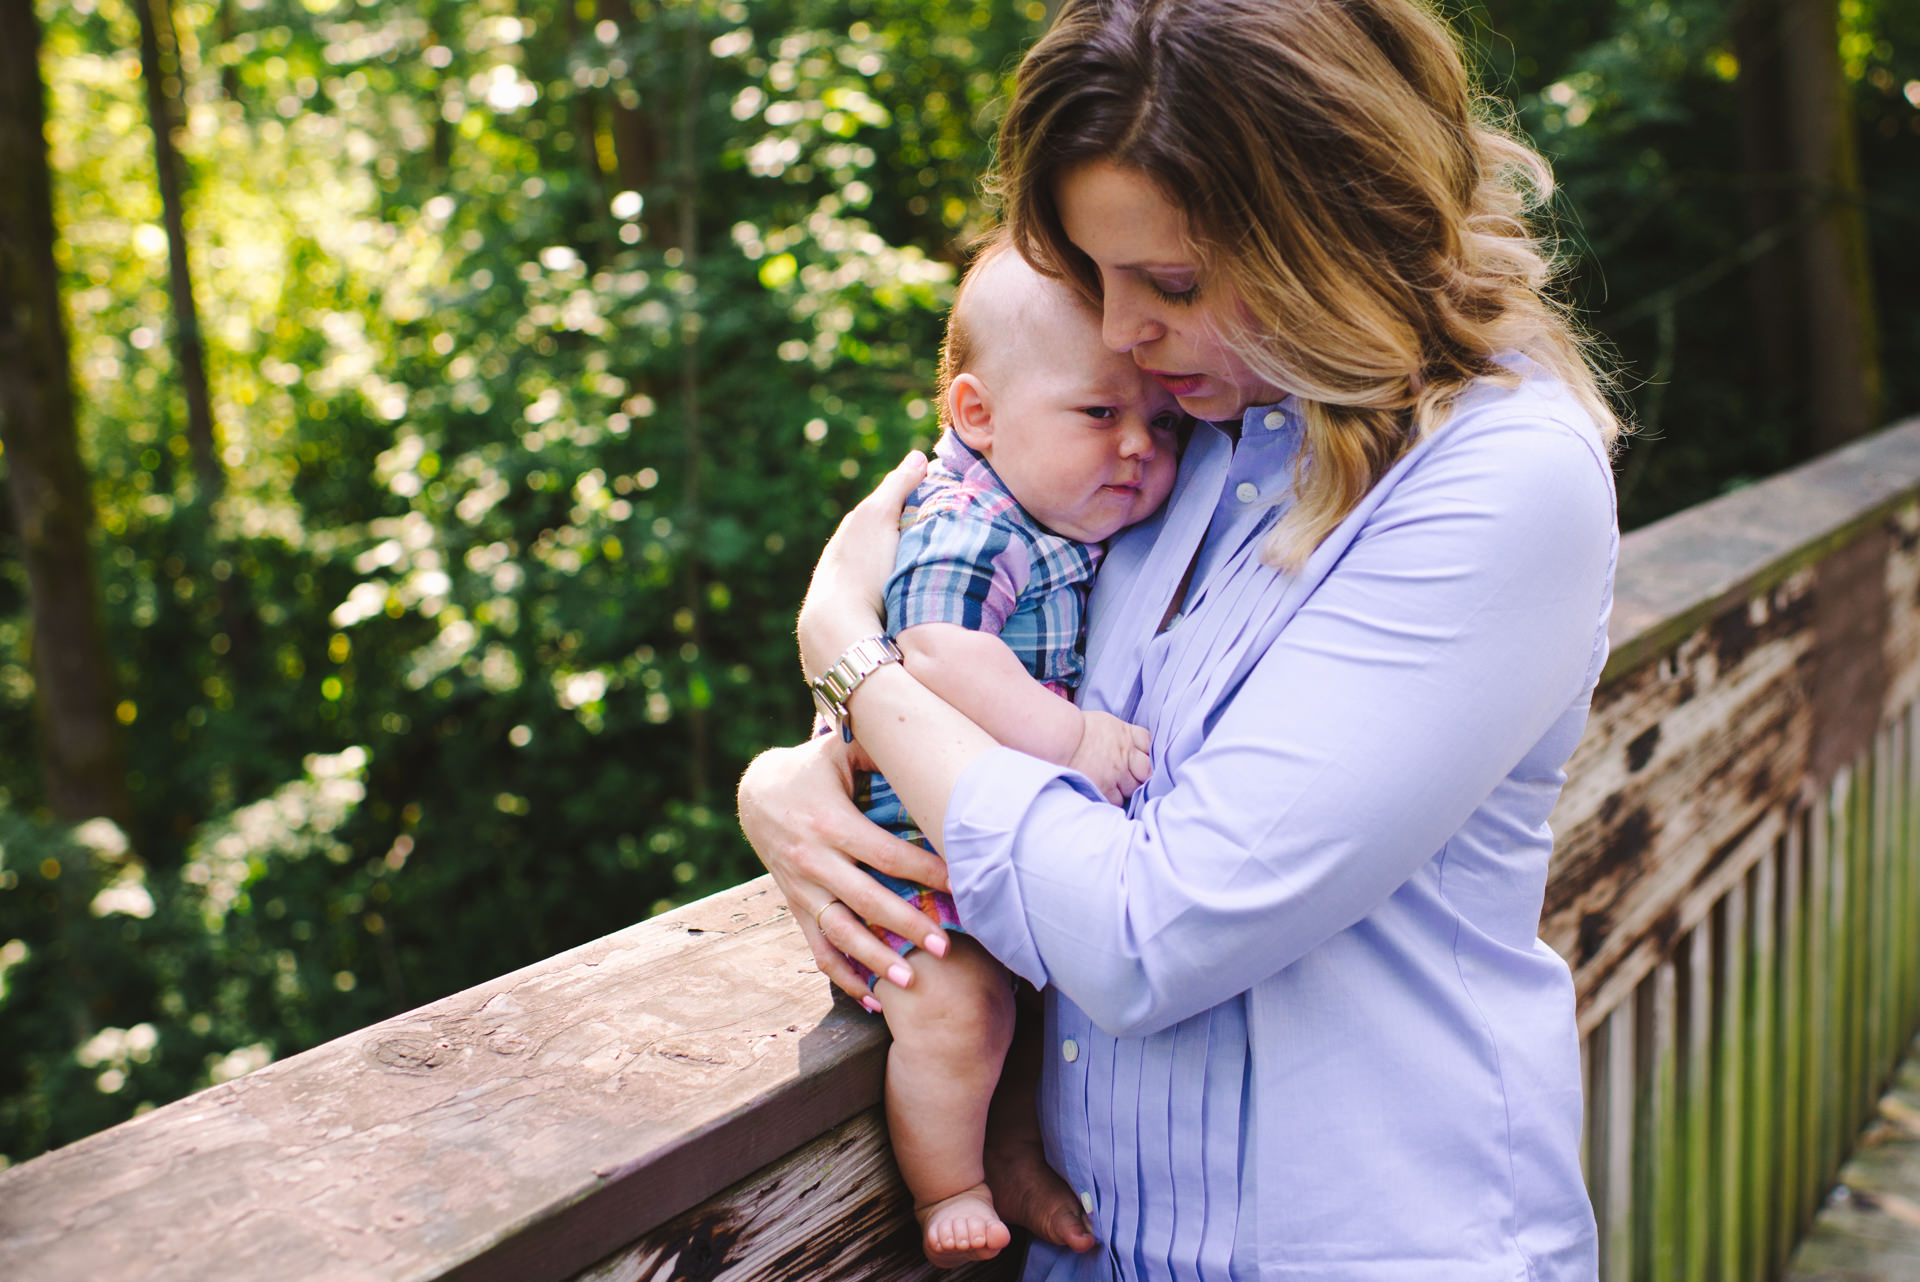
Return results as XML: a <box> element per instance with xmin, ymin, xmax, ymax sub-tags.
<box><xmin>5</xmin><ymin>419</ymin><xmax>1920</xmax><ymax>1282</ymax></box>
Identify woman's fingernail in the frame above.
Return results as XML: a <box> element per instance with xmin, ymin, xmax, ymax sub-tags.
<box><xmin>923</xmin><ymin>933</ymin><xmax>948</xmax><ymax>958</ymax></box>
<box><xmin>887</xmin><ymin>962</ymin><xmax>913</xmax><ymax>989</ymax></box>
<box><xmin>861</xmin><ymin>995</ymin><xmax>883</xmax><ymax>1014</ymax></box>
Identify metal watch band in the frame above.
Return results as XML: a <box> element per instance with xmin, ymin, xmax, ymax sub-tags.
<box><xmin>809</xmin><ymin>634</ymin><xmax>902</xmax><ymax>742</ymax></box>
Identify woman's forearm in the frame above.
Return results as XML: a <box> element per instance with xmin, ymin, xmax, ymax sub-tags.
<box><xmin>837</xmin><ymin>660</ymin><xmax>998</xmax><ymax>853</ymax></box>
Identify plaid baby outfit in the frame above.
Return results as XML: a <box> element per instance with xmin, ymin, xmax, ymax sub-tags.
<box><xmin>857</xmin><ymin>430</ymin><xmax>1103</xmax><ymax>970</ymax></box>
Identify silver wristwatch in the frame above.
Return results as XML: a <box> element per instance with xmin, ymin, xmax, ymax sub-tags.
<box><xmin>809</xmin><ymin>634</ymin><xmax>903</xmax><ymax>742</ymax></box>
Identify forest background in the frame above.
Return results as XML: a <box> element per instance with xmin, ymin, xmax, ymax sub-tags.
<box><xmin>0</xmin><ymin>0</ymin><xmax>1914</xmax><ymax>1166</ymax></box>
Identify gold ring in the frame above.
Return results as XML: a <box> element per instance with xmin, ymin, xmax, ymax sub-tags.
<box><xmin>813</xmin><ymin>900</ymin><xmax>840</xmax><ymax>933</ymax></box>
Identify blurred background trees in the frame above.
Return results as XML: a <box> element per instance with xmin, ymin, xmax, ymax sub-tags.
<box><xmin>0</xmin><ymin>0</ymin><xmax>1913</xmax><ymax>1164</ymax></box>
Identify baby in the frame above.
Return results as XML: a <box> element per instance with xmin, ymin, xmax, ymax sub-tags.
<box><xmin>853</xmin><ymin>232</ymin><xmax>1180</xmax><ymax>1264</ymax></box>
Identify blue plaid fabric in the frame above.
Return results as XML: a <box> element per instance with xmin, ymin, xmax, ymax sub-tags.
<box><xmin>862</xmin><ymin>430</ymin><xmax>1102</xmax><ymax>843</ymax></box>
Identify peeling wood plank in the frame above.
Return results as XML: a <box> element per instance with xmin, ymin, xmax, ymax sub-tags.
<box><xmin>570</xmin><ymin>1109</ymin><xmax>1012</xmax><ymax>1282</ymax></box>
<box><xmin>1607</xmin><ymin>418</ymin><xmax>1920</xmax><ymax>680</ymax></box>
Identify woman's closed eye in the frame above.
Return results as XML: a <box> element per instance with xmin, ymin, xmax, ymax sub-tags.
<box><xmin>1147</xmin><ymin>276</ymin><xmax>1202</xmax><ymax>305</ymax></box>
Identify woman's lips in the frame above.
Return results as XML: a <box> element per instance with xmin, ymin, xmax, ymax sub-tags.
<box><xmin>1147</xmin><ymin>370</ymin><xmax>1205</xmax><ymax>397</ymax></box>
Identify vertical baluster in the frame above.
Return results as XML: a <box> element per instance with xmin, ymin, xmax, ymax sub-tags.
<box><xmin>1798</xmin><ymin>798</ymin><xmax>1826</xmax><ymax>1247</ymax></box>
<box><xmin>1817</xmin><ymin>769</ymin><xmax>1846</xmax><ymax>1206</ymax></box>
<box><xmin>1581</xmin><ymin>1029</ymin><xmax>1594</xmax><ymax>1192</ymax></box>
<box><xmin>1644</xmin><ymin>962</ymin><xmax>1680</xmax><ymax>1282</ymax></box>
<box><xmin>1899</xmin><ymin>705</ymin><xmax>1918</xmax><ymax>1044</ymax></box>
<box><xmin>1907</xmin><ymin>702</ymin><xmax>1920</xmax><ymax>1039</ymax></box>
<box><xmin>1717</xmin><ymin>880</ymin><xmax>1748</xmax><ymax>1282</ymax></box>
<box><xmin>1847</xmin><ymin>757</ymin><xmax>1871</xmax><ymax>1137</ymax></box>
<box><xmin>1602</xmin><ymin>1000</ymin><xmax>1635</xmax><ymax>1282</ymax></box>
<box><xmin>1683</xmin><ymin>923</ymin><xmax>1712</xmax><ymax>1280</ymax></box>
<box><xmin>1755</xmin><ymin>840</ymin><xmax>1785</xmax><ymax>1280</ymax></box>
<box><xmin>1907</xmin><ymin>703</ymin><xmax>1920</xmax><ymax>1039</ymax></box>
<box><xmin>1872</xmin><ymin>726</ymin><xmax>1894</xmax><ymax>1100</ymax></box>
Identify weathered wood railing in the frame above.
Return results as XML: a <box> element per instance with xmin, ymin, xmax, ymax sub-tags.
<box><xmin>6</xmin><ymin>420</ymin><xmax>1920</xmax><ymax>1282</ymax></box>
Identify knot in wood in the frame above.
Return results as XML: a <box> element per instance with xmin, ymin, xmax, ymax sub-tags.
<box><xmin>368</xmin><ymin>1031</ymin><xmax>456</xmax><ymax>1075</ymax></box>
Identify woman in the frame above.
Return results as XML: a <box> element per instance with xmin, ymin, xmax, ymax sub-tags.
<box><xmin>739</xmin><ymin>1</ymin><xmax>1620</xmax><ymax>1277</ymax></box>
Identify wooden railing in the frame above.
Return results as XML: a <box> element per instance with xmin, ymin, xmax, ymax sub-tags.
<box><xmin>5</xmin><ymin>420</ymin><xmax>1920</xmax><ymax>1282</ymax></box>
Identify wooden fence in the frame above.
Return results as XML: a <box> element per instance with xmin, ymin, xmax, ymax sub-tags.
<box><xmin>5</xmin><ymin>419</ymin><xmax>1920</xmax><ymax>1281</ymax></box>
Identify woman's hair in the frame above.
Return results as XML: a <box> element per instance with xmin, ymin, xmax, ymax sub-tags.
<box><xmin>992</xmin><ymin>0</ymin><xmax>1623</xmax><ymax>568</ymax></box>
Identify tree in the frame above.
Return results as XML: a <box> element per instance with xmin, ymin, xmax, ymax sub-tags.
<box><xmin>0</xmin><ymin>0</ymin><xmax>130</xmax><ymax>826</ymax></box>
<box><xmin>134</xmin><ymin>0</ymin><xmax>220</xmax><ymax>500</ymax></box>
<box><xmin>1735</xmin><ymin>0</ymin><xmax>1883</xmax><ymax>452</ymax></box>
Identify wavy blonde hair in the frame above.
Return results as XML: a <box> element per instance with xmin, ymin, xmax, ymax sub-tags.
<box><xmin>992</xmin><ymin>0</ymin><xmax>1623</xmax><ymax>568</ymax></box>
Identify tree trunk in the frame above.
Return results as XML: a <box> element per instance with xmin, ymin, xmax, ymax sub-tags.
<box><xmin>600</xmin><ymin>0</ymin><xmax>672</xmax><ymax>245</ymax></box>
<box><xmin>0</xmin><ymin>3</ymin><xmax>133</xmax><ymax>825</ymax></box>
<box><xmin>1733</xmin><ymin>0</ymin><xmax>1800</xmax><ymax>419</ymax></box>
<box><xmin>136</xmin><ymin>0</ymin><xmax>220</xmax><ymax>501</ymax></box>
<box><xmin>675</xmin><ymin>5</ymin><xmax>709</xmax><ymax>804</ymax></box>
<box><xmin>566</xmin><ymin>0</ymin><xmax>608</xmax><ymax>230</ymax></box>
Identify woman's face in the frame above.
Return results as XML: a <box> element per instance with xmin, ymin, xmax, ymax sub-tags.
<box><xmin>1053</xmin><ymin>160</ymin><xmax>1286</xmax><ymax>421</ymax></box>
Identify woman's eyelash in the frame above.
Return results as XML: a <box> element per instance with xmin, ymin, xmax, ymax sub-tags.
<box><xmin>1150</xmin><ymin>279</ymin><xmax>1201</xmax><ymax>305</ymax></box>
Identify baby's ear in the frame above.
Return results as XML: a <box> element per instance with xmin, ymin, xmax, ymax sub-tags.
<box><xmin>947</xmin><ymin>373</ymin><xmax>994</xmax><ymax>455</ymax></box>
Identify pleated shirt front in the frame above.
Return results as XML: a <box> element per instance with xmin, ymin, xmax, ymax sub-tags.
<box><xmin>944</xmin><ymin>373</ymin><xmax>1615</xmax><ymax>1281</ymax></box>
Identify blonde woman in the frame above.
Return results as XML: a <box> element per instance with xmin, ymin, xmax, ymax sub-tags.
<box><xmin>740</xmin><ymin>1</ymin><xmax>1620</xmax><ymax>1277</ymax></box>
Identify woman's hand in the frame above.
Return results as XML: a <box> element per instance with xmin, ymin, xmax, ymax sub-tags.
<box><xmin>798</xmin><ymin>450</ymin><xmax>927</xmax><ymax>681</ymax></box>
<box><xmin>737</xmin><ymin>732</ymin><xmax>955</xmax><ymax>1005</ymax></box>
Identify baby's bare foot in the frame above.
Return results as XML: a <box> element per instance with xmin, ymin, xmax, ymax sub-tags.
<box><xmin>985</xmin><ymin>1135</ymin><xmax>1097</xmax><ymax>1254</ymax></box>
<box><xmin>915</xmin><ymin>1181</ymin><xmax>1013</xmax><ymax>1267</ymax></box>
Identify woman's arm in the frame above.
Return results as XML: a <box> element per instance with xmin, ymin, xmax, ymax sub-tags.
<box><xmin>897</xmin><ymin>624</ymin><xmax>1151</xmax><ymax>804</ymax></box>
<box><xmin>933</xmin><ymin>417</ymin><xmax>1617</xmax><ymax>1037</ymax></box>
<box><xmin>794</xmin><ymin>458</ymin><xmax>1034</xmax><ymax>857</ymax></box>
<box><xmin>739</xmin><ymin>451</ymin><xmax>1000</xmax><ymax>997</ymax></box>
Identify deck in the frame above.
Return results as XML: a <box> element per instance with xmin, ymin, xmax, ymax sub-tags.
<box><xmin>1787</xmin><ymin>1033</ymin><xmax>1920</xmax><ymax>1281</ymax></box>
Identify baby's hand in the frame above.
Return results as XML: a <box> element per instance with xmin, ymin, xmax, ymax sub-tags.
<box><xmin>1068</xmin><ymin>710</ymin><xmax>1152</xmax><ymax>805</ymax></box>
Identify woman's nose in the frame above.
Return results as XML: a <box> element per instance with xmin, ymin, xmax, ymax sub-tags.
<box><xmin>1102</xmin><ymin>290</ymin><xmax>1162</xmax><ymax>354</ymax></box>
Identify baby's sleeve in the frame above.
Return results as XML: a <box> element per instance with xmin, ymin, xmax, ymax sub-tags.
<box><xmin>886</xmin><ymin>507</ymin><xmax>1033</xmax><ymax>638</ymax></box>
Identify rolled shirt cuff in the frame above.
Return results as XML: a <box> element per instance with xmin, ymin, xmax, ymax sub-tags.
<box><xmin>943</xmin><ymin>745</ymin><xmax>1108</xmax><ymax>990</ymax></box>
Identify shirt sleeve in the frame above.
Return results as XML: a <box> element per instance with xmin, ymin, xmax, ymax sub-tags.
<box><xmin>886</xmin><ymin>505</ymin><xmax>1033</xmax><ymax>637</ymax></box>
<box><xmin>942</xmin><ymin>415</ymin><xmax>1616</xmax><ymax>1038</ymax></box>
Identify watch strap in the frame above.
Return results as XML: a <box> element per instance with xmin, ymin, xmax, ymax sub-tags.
<box><xmin>809</xmin><ymin>634</ymin><xmax>903</xmax><ymax>742</ymax></box>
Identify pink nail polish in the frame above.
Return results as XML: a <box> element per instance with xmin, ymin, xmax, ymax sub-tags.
<box><xmin>861</xmin><ymin>995</ymin><xmax>882</xmax><ymax>1014</ymax></box>
<box><xmin>924</xmin><ymin>933</ymin><xmax>948</xmax><ymax>958</ymax></box>
<box><xmin>887</xmin><ymin>962</ymin><xmax>913</xmax><ymax>989</ymax></box>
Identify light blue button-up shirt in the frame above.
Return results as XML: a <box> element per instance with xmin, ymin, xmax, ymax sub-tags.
<box><xmin>944</xmin><ymin>371</ymin><xmax>1614</xmax><ymax>1280</ymax></box>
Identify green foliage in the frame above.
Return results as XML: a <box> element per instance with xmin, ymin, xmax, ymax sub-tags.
<box><xmin>1</xmin><ymin>0</ymin><xmax>1046</xmax><ymax>1166</ymax></box>
<box><xmin>1</xmin><ymin>0</ymin><xmax>1916</xmax><ymax>1166</ymax></box>
<box><xmin>1465</xmin><ymin>0</ymin><xmax>1920</xmax><ymax>523</ymax></box>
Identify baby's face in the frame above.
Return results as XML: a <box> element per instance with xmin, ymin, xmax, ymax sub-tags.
<box><xmin>974</xmin><ymin>302</ymin><xmax>1181</xmax><ymax>543</ymax></box>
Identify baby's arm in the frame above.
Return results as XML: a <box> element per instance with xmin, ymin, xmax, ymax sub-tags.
<box><xmin>895</xmin><ymin>623</ymin><xmax>1149</xmax><ymax>804</ymax></box>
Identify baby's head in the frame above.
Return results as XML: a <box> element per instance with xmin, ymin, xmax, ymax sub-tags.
<box><xmin>937</xmin><ymin>232</ymin><xmax>1180</xmax><ymax>543</ymax></box>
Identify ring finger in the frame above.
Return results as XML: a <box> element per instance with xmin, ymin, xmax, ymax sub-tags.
<box><xmin>813</xmin><ymin>899</ymin><xmax>917</xmax><ymax>1001</ymax></box>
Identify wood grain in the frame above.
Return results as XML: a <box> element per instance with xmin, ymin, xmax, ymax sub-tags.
<box><xmin>572</xmin><ymin>1109</ymin><xmax>1014</xmax><ymax>1282</ymax></box>
<box><xmin>0</xmin><ymin>879</ymin><xmax>888</xmax><ymax>1282</ymax></box>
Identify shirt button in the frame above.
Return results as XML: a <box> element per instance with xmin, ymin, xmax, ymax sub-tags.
<box><xmin>1235</xmin><ymin>482</ymin><xmax>1260</xmax><ymax>503</ymax></box>
<box><xmin>1080</xmin><ymin>1190</ymin><xmax>1095</xmax><ymax>1214</ymax></box>
<box><xmin>1061</xmin><ymin>1038</ymin><xmax>1079</xmax><ymax>1062</ymax></box>
<box><xmin>1263</xmin><ymin>409</ymin><xmax>1285</xmax><ymax>431</ymax></box>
